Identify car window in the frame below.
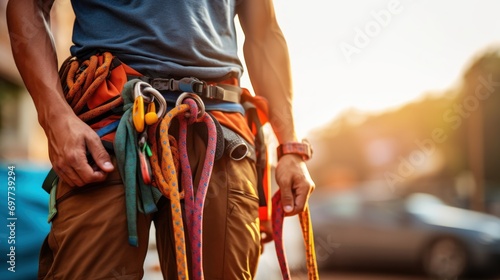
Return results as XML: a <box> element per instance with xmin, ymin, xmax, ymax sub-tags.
<box><xmin>362</xmin><ymin>200</ymin><xmax>405</xmax><ymax>224</ymax></box>
<box><xmin>312</xmin><ymin>192</ymin><xmax>361</xmax><ymax>219</ymax></box>
<box><xmin>405</xmin><ymin>193</ymin><xmax>444</xmax><ymax>214</ymax></box>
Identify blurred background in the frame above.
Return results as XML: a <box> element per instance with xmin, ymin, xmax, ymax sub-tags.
<box><xmin>2</xmin><ymin>0</ymin><xmax>500</xmax><ymax>279</ymax></box>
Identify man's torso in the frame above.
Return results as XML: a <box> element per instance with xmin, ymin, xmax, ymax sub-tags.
<box><xmin>70</xmin><ymin>0</ymin><xmax>244</xmax><ymax>80</ymax></box>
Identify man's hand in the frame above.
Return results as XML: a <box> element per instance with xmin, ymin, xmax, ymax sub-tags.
<box><xmin>7</xmin><ymin>0</ymin><xmax>113</xmax><ymax>187</ymax></box>
<box><xmin>275</xmin><ymin>154</ymin><xmax>315</xmax><ymax>216</ymax></box>
<box><xmin>46</xmin><ymin>115</ymin><xmax>114</xmax><ymax>187</ymax></box>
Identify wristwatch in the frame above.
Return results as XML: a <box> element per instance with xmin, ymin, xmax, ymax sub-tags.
<box><xmin>277</xmin><ymin>139</ymin><xmax>313</xmax><ymax>161</ymax></box>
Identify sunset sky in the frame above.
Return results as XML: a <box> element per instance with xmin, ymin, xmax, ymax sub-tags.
<box><xmin>239</xmin><ymin>0</ymin><xmax>500</xmax><ymax>138</ymax></box>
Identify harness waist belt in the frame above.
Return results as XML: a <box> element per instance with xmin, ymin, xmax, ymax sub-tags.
<box><xmin>138</xmin><ymin>76</ymin><xmax>242</xmax><ymax>103</ymax></box>
<box><xmin>161</xmin><ymin>92</ymin><xmax>245</xmax><ymax>115</ymax></box>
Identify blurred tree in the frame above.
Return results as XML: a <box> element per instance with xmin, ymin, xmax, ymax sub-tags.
<box><xmin>308</xmin><ymin>46</ymin><xmax>500</xmax><ymax>214</ymax></box>
<box><xmin>309</xmin><ymin>111</ymin><xmax>369</xmax><ymax>189</ymax></box>
<box><xmin>461</xmin><ymin>48</ymin><xmax>500</xmax><ymax>211</ymax></box>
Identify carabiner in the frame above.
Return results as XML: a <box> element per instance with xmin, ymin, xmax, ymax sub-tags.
<box><xmin>142</xmin><ymin>87</ymin><xmax>167</xmax><ymax>119</ymax></box>
<box><xmin>175</xmin><ymin>92</ymin><xmax>205</xmax><ymax>119</ymax></box>
<box><xmin>133</xmin><ymin>95</ymin><xmax>145</xmax><ymax>132</ymax></box>
<box><xmin>138</xmin><ymin>147</ymin><xmax>152</xmax><ymax>185</ymax></box>
<box><xmin>133</xmin><ymin>81</ymin><xmax>168</xmax><ymax>131</ymax></box>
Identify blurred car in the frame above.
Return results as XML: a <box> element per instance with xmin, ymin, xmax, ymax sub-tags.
<box><xmin>310</xmin><ymin>187</ymin><xmax>500</xmax><ymax>279</ymax></box>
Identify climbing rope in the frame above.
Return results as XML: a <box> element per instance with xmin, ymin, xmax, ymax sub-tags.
<box><xmin>63</xmin><ymin>52</ymin><xmax>123</xmax><ymax>122</ymax></box>
<box><xmin>147</xmin><ymin>92</ymin><xmax>216</xmax><ymax>280</ymax></box>
<box><xmin>272</xmin><ymin>190</ymin><xmax>319</xmax><ymax>280</ymax></box>
<box><xmin>177</xmin><ymin>96</ymin><xmax>216</xmax><ymax>280</ymax></box>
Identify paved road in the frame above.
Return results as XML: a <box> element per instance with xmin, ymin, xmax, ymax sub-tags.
<box><xmin>143</xmin><ymin>226</ymin><xmax>500</xmax><ymax>280</ymax></box>
<box><xmin>318</xmin><ymin>271</ymin><xmax>500</xmax><ymax>280</ymax></box>
<box><xmin>145</xmin><ymin>248</ymin><xmax>428</xmax><ymax>280</ymax></box>
<box><xmin>307</xmin><ymin>272</ymin><xmax>426</xmax><ymax>280</ymax></box>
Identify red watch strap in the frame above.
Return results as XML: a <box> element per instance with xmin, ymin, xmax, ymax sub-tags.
<box><xmin>277</xmin><ymin>141</ymin><xmax>312</xmax><ymax>161</ymax></box>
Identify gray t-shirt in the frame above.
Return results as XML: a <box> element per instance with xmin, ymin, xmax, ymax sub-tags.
<box><xmin>70</xmin><ymin>0</ymin><xmax>243</xmax><ymax>80</ymax></box>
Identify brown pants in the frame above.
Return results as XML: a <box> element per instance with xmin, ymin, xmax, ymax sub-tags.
<box><xmin>38</xmin><ymin>130</ymin><xmax>261</xmax><ymax>279</ymax></box>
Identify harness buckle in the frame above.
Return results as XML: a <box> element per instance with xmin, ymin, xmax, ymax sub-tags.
<box><xmin>178</xmin><ymin>77</ymin><xmax>204</xmax><ymax>93</ymax></box>
<box><xmin>150</xmin><ymin>78</ymin><xmax>172</xmax><ymax>91</ymax></box>
<box><xmin>203</xmin><ymin>85</ymin><xmax>225</xmax><ymax>100</ymax></box>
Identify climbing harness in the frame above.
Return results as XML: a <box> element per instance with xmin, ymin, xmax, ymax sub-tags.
<box><xmin>140</xmin><ymin>76</ymin><xmax>242</xmax><ymax>104</ymax></box>
<box><xmin>43</xmin><ymin>51</ymin><xmax>320</xmax><ymax>280</ymax></box>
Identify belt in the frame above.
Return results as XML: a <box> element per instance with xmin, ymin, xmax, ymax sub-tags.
<box><xmin>137</xmin><ymin>76</ymin><xmax>242</xmax><ymax>104</ymax></box>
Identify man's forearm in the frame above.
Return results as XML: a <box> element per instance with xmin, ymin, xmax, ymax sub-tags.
<box><xmin>243</xmin><ymin>28</ymin><xmax>298</xmax><ymax>144</ymax></box>
<box><xmin>238</xmin><ymin>0</ymin><xmax>298</xmax><ymax>144</ymax></box>
<box><xmin>7</xmin><ymin>0</ymin><xmax>73</xmax><ymax>129</ymax></box>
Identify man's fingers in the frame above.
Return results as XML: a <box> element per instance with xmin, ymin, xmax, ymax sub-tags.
<box><xmin>54</xmin><ymin>164</ymin><xmax>84</xmax><ymax>187</ymax></box>
<box><xmin>293</xmin><ymin>189</ymin><xmax>308</xmax><ymax>213</ymax></box>
<box><xmin>281</xmin><ymin>174</ymin><xmax>315</xmax><ymax>216</ymax></box>
<box><xmin>45</xmin><ymin>116</ymin><xmax>113</xmax><ymax>187</ymax></box>
<box><xmin>73</xmin><ymin>160</ymin><xmax>107</xmax><ymax>186</ymax></box>
<box><xmin>276</xmin><ymin>156</ymin><xmax>315</xmax><ymax>216</ymax></box>
<box><xmin>291</xmin><ymin>178</ymin><xmax>315</xmax><ymax>215</ymax></box>
<box><xmin>56</xmin><ymin>137</ymin><xmax>111</xmax><ymax>187</ymax></box>
<box><xmin>280</xmin><ymin>179</ymin><xmax>295</xmax><ymax>214</ymax></box>
<box><xmin>86</xmin><ymin>135</ymin><xmax>114</xmax><ymax>173</ymax></box>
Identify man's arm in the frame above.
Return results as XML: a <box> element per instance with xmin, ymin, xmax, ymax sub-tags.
<box><xmin>238</xmin><ymin>0</ymin><xmax>315</xmax><ymax>216</ymax></box>
<box><xmin>6</xmin><ymin>0</ymin><xmax>113</xmax><ymax>187</ymax></box>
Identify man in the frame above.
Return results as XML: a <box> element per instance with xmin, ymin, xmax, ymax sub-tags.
<box><xmin>7</xmin><ymin>0</ymin><xmax>315</xmax><ymax>279</ymax></box>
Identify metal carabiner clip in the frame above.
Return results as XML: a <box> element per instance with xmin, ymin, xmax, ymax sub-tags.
<box><xmin>138</xmin><ymin>147</ymin><xmax>153</xmax><ymax>185</ymax></box>
<box><xmin>142</xmin><ymin>86</ymin><xmax>167</xmax><ymax>119</ymax></box>
<box><xmin>133</xmin><ymin>81</ymin><xmax>168</xmax><ymax>126</ymax></box>
<box><xmin>132</xmin><ymin>82</ymin><xmax>152</xmax><ymax>132</ymax></box>
<box><xmin>137</xmin><ymin>131</ymin><xmax>153</xmax><ymax>185</ymax></box>
<box><xmin>175</xmin><ymin>92</ymin><xmax>206</xmax><ymax>119</ymax></box>
<box><xmin>132</xmin><ymin>95</ymin><xmax>145</xmax><ymax>132</ymax></box>
<box><xmin>134</xmin><ymin>81</ymin><xmax>167</xmax><ymax>127</ymax></box>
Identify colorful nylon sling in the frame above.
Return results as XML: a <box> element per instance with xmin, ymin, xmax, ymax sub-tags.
<box><xmin>243</xmin><ymin>88</ymin><xmax>320</xmax><ymax>280</ymax></box>
<box><xmin>115</xmin><ymin>80</ymin><xmax>159</xmax><ymax>247</ymax></box>
<box><xmin>147</xmin><ymin>91</ymin><xmax>216</xmax><ymax>280</ymax></box>
<box><xmin>148</xmin><ymin>102</ymin><xmax>191</xmax><ymax>279</ymax></box>
<box><xmin>272</xmin><ymin>190</ymin><xmax>319</xmax><ymax>280</ymax></box>
<box><xmin>177</xmin><ymin>97</ymin><xmax>217</xmax><ymax>280</ymax></box>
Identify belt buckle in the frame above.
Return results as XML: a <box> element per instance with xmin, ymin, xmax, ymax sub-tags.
<box><xmin>150</xmin><ymin>78</ymin><xmax>172</xmax><ymax>91</ymax></box>
<box><xmin>204</xmin><ymin>85</ymin><xmax>225</xmax><ymax>100</ymax></box>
